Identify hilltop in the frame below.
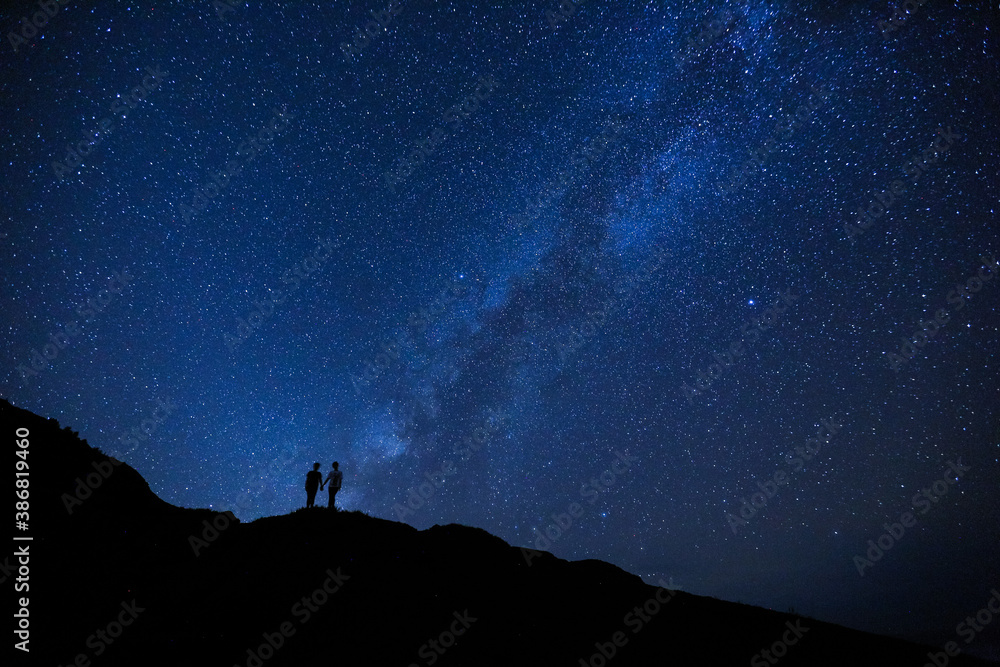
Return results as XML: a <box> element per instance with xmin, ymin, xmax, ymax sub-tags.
<box><xmin>3</xmin><ymin>398</ymin><xmax>991</xmax><ymax>667</ymax></box>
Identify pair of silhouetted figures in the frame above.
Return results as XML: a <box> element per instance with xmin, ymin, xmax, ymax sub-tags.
<box><xmin>305</xmin><ymin>462</ymin><xmax>342</xmax><ymax>509</ymax></box>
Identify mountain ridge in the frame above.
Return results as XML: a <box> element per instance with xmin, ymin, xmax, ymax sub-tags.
<box><xmin>3</xmin><ymin>398</ymin><xmax>992</xmax><ymax>667</ymax></box>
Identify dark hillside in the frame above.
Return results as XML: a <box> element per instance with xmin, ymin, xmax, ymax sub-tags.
<box><xmin>3</xmin><ymin>398</ymin><xmax>991</xmax><ymax>667</ymax></box>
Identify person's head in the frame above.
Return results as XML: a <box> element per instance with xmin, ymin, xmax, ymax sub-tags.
<box><xmin>313</xmin><ymin>462</ymin><xmax>320</xmax><ymax>470</ymax></box>
<box><xmin>332</xmin><ymin>461</ymin><xmax>339</xmax><ymax>470</ymax></box>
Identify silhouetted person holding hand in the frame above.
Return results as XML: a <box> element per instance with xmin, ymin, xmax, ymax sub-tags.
<box><xmin>321</xmin><ymin>461</ymin><xmax>342</xmax><ymax>509</ymax></box>
<box><xmin>305</xmin><ymin>462</ymin><xmax>322</xmax><ymax>508</ymax></box>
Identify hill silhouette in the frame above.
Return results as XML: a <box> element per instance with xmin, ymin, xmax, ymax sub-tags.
<box><xmin>3</xmin><ymin>398</ymin><xmax>993</xmax><ymax>667</ymax></box>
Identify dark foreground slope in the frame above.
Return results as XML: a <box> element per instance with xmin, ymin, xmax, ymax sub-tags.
<box><xmin>3</xmin><ymin>399</ymin><xmax>991</xmax><ymax>667</ymax></box>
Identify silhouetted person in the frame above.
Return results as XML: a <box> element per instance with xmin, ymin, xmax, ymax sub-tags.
<box><xmin>321</xmin><ymin>461</ymin><xmax>342</xmax><ymax>509</ymax></box>
<box><xmin>305</xmin><ymin>462</ymin><xmax>322</xmax><ymax>508</ymax></box>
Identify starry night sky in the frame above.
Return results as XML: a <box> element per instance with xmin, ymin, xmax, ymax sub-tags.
<box><xmin>2</xmin><ymin>0</ymin><xmax>999</xmax><ymax>658</ymax></box>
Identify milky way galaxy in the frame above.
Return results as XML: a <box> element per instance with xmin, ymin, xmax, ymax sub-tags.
<box><xmin>2</xmin><ymin>0</ymin><xmax>998</xmax><ymax>658</ymax></box>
